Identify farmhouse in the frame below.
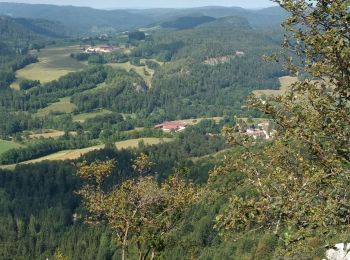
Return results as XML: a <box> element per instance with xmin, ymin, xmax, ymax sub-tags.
<box><xmin>155</xmin><ymin>121</ymin><xmax>188</xmax><ymax>132</ymax></box>
<box><xmin>85</xmin><ymin>46</ymin><xmax>115</xmax><ymax>53</ymax></box>
<box><xmin>244</xmin><ymin>121</ymin><xmax>276</xmax><ymax>140</ymax></box>
<box><xmin>235</xmin><ymin>51</ymin><xmax>245</xmax><ymax>56</ymax></box>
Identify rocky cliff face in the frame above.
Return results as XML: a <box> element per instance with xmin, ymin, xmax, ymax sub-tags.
<box><xmin>325</xmin><ymin>243</ymin><xmax>350</xmax><ymax>260</ymax></box>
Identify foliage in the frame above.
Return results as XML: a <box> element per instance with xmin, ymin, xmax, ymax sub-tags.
<box><xmin>161</xmin><ymin>16</ymin><xmax>216</xmax><ymax>30</ymax></box>
<box><xmin>211</xmin><ymin>0</ymin><xmax>350</xmax><ymax>257</ymax></box>
<box><xmin>19</xmin><ymin>79</ymin><xmax>40</xmax><ymax>90</ymax></box>
<box><xmin>0</xmin><ymin>133</ymin><xmax>93</xmax><ymax>164</ymax></box>
<box><xmin>128</xmin><ymin>31</ymin><xmax>146</xmax><ymax>41</ymax></box>
<box><xmin>77</xmin><ymin>155</ymin><xmax>200</xmax><ymax>259</ymax></box>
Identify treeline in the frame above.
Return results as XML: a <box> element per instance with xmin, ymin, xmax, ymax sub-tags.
<box><xmin>0</xmin><ymin>54</ymin><xmax>38</xmax><ymax>88</ymax></box>
<box><xmin>0</xmin><ymin>66</ymin><xmax>111</xmax><ymax>112</ymax></box>
<box><xmin>0</xmin><ymin>133</ymin><xmax>93</xmax><ymax>165</ymax></box>
<box><xmin>0</xmin><ymin>126</ymin><xmax>277</xmax><ymax>259</ymax></box>
<box><xmin>69</xmin><ymin>25</ymin><xmax>285</xmax><ymax>120</ymax></box>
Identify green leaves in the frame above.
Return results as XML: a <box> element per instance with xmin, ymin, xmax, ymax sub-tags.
<box><xmin>77</xmin><ymin>155</ymin><xmax>200</xmax><ymax>259</ymax></box>
<box><xmin>210</xmin><ymin>0</ymin><xmax>350</xmax><ymax>257</ymax></box>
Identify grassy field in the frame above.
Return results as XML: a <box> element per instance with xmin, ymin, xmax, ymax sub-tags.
<box><xmin>11</xmin><ymin>46</ymin><xmax>88</xmax><ymax>89</ymax></box>
<box><xmin>253</xmin><ymin>76</ymin><xmax>299</xmax><ymax>97</ymax></box>
<box><xmin>182</xmin><ymin>117</ymin><xmax>223</xmax><ymax>125</ymax></box>
<box><xmin>161</xmin><ymin>117</ymin><xmax>223</xmax><ymax>127</ymax></box>
<box><xmin>0</xmin><ymin>138</ymin><xmax>173</xmax><ymax>169</ymax></box>
<box><xmin>29</xmin><ymin>130</ymin><xmax>65</xmax><ymax>139</ymax></box>
<box><xmin>108</xmin><ymin>59</ymin><xmax>162</xmax><ymax>87</ymax></box>
<box><xmin>0</xmin><ymin>140</ymin><xmax>23</xmax><ymax>155</ymax></box>
<box><xmin>190</xmin><ymin>148</ymin><xmax>234</xmax><ymax>162</ymax></box>
<box><xmin>28</xmin><ymin>130</ymin><xmax>77</xmax><ymax>139</ymax></box>
<box><xmin>36</xmin><ymin>97</ymin><xmax>77</xmax><ymax>117</ymax></box>
<box><xmin>72</xmin><ymin>109</ymin><xmax>113</xmax><ymax>122</ymax></box>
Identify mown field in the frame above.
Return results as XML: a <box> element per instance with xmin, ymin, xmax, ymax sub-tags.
<box><xmin>28</xmin><ymin>130</ymin><xmax>77</xmax><ymax>139</ymax></box>
<box><xmin>36</xmin><ymin>97</ymin><xmax>77</xmax><ymax>116</ymax></box>
<box><xmin>108</xmin><ymin>59</ymin><xmax>162</xmax><ymax>87</ymax></box>
<box><xmin>0</xmin><ymin>140</ymin><xmax>23</xmax><ymax>156</ymax></box>
<box><xmin>72</xmin><ymin>109</ymin><xmax>113</xmax><ymax>122</ymax></box>
<box><xmin>0</xmin><ymin>138</ymin><xmax>173</xmax><ymax>169</ymax></box>
<box><xmin>10</xmin><ymin>46</ymin><xmax>88</xmax><ymax>90</ymax></box>
<box><xmin>253</xmin><ymin>76</ymin><xmax>299</xmax><ymax>97</ymax></box>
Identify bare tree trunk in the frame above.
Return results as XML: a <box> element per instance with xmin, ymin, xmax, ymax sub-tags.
<box><xmin>122</xmin><ymin>223</ymin><xmax>130</xmax><ymax>260</ymax></box>
<box><xmin>150</xmin><ymin>249</ymin><xmax>155</xmax><ymax>260</ymax></box>
<box><xmin>137</xmin><ymin>240</ymin><xmax>142</xmax><ymax>260</ymax></box>
<box><xmin>142</xmin><ymin>247</ymin><xmax>152</xmax><ymax>260</ymax></box>
<box><xmin>122</xmin><ymin>246</ymin><xmax>126</xmax><ymax>260</ymax></box>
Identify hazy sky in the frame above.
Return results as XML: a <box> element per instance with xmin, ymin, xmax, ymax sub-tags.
<box><xmin>0</xmin><ymin>0</ymin><xmax>277</xmax><ymax>9</ymax></box>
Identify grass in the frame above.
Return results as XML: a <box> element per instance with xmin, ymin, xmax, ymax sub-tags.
<box><xmin>28</xmin><ymin>130</ymin><xmax>77</xmax><ymax>139</ymax></box>
<box><xmin>253</xmin><ymin>76</ymin><xmax>299</xmax><ymax>97</ymax></box>
<box><xmin>0</xmin><ymin>140</ymin><xmax>23</xmax><ymax>155</ymax></box>
<box><xmin>0</xmin><ymin>138</ymin><xmax>173</xmax><ymax>169</ymax></box>
<box><xmin>10</xmin><ymin>45</ymin><xmax>88</xmax><ymax>89</ymax></box>
<box><xmin>36</xmin><ymin>97</ymin><xmax>77</xmax><ymax>117</ymax></box>
<box><xmin>190</xmin><ymin>148</ymin><xmax>234</xmax><ymax>162</ymax></box>
<box><xmin>107</xmin><ymin>59</ymin><xmax>163</xmax><ymax>88</ymax></box>
<box><xmin>72</xmin><ymin>109</ymin><xmax>113</xmax><ymax>122</ymax></box>
<box><xmin>161</xmin><ymin>117</ymin><xmax>223</xmax><ymax>126</ymax></box>
<box><xmin>181</xmin><ymin>117</ymin><xmax>223</xmax><ymax>125</ymax></box>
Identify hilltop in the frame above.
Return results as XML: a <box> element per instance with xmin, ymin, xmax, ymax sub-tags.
<box><xmin>0</xmin><ymin>3</ymin><xmax>288</xmax><ymax>34</ymax></box>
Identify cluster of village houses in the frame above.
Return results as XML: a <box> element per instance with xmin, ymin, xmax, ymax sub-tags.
<box><xmin>154</xmin><ymin>119</ymin><xmax>276</xmax><ymax>141</ymax></box>
<box><xmin>244</xmin><ymin>122</ymin><xmax>276</xmax><ymax>140</ymax></box>
<box><xmin>204</xmin><ymin>51</ymin><xmax>245</xmax><ymax>65</ymax></box>
<box><xmin>85</xmin><ymin>45</ymin><xmax>116</xmax><ymax>53</ymax></box>
<box><xmin>154</xmin><ymin>121</ymin><xmax>188</xmax><ymax>132</ymax></box>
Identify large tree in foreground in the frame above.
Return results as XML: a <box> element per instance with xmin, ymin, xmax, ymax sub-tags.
<box><xmin>210</xmin><ymin>0</ymin><xmax>350</xmax><ymax>257</ymax></box>
<box><xmin>77</xmin><ymin>155</ymin><xmax>199</xmax><ymax>260</ymax></box>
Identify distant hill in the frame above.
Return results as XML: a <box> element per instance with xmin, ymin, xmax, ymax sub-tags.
<box><xmin>0</xmin><ymin>15</ymin><xmax>67</xmax><ymax>40</ymax></box>
<box><xmin>0</xmin><ymin>3</ymin><xmax>288</xmax><ymax>35</ymax></box>
<box><xmin>199</xmin><ymin>16</ymin><xmax>252</xmax><ymax>30</ymax></box>
<box><xmin>0</xmin><ymin>2</ymin><xmax>156</xmax><ymax>34</ymax></box>
<box><xmin>161</xmin><ymin>16</ymin><xmax>216</xmax><ymax>30</ymax></box>
<box><xmin>0</xmin><ymin>15</ymin><xmax>66</xmax><ymax>54</ymax></box>
<box><xmin>130</xmin><ymin>6</ymin><xmax>288</xmax><ymax>28</ymax></box>
<box><xmin>14</xmin><ymin>17</ymin><xmax>68</xmax><ymax>38</ymax></box>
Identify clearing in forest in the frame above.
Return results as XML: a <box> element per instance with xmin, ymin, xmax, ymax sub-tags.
<box><xmin>108</xmin><ymin>59</ymin><xmax>163</xmax><ymax>87</ymax></box>
<box><xmin>72</xmin><ymin>109</ymin><xmax>114</xmax><ymax>122</ymax></box>
<box><xmin>10</xmin><ymin>45</ymin><xmax>88</xmax><ymax>89</ymax></box>
<box><xmin>0</xmin><ymin>138</ymin><xmax>173</xmax><ymax>169</ymax></box>
<box><xmin>0</xmin><ymin>140</ymin><xmax>24</xmax><ymax>156</ymax></box>
<box><xmin>36</xmin><ymin>97</ymin><xmax>77</xmax><ymax>116</ymax></box>
<box><xmin>253</xmin><ymin>76</ymin><xmax>299</xmax><ymax>97</ymax></box>
<box><xmin>28</xmin><ymin>130</ymin><xmax>77</xmax><ymax>139</ymax></box>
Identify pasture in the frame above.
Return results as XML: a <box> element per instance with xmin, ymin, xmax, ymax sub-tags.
<box><xmin>1</xmin><ymin>138</ymin><xmax>173</xmax><ymax>169</ymax></box>
<box><xmin>28</xmin><ymin>130</ymin><xmax>77</xmax><ymax>139</ymax></box>
<box><xmin>161</xmin><ymin>117</ymin><xmax>223</xmax><ymax>127</ymax></box>
<box><xmin>253</xmin><ymin>76</ymin><xmax>299</xmax><ymax>97</ymax></box>
<box><xmin>36</xmin><ymin>97</ymin><xmax>77</xmax><ymax>116</ymax></box>
<box><xmin>0</xmin><ymin>140</ymin><xmax>23</xmax><ymax>155</ymax></box>
<box><xmin>108</xmin><ymin>59</ymin><xmax>162</xmax><ymax>87</ymax></box>
<box><xmin>11</xmin><ymin>45</ymin><xmax>88</xmax><ymax>89</ymax></box>
<box><xmin>72</xmin><ymin>109</ymin><xmax>113</xmax><ymax>122</ymax></box>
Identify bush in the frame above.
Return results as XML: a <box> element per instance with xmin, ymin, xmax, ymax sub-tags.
<box><xmin>19</xmin><ymin>79</ymin><xmax>40</xmax><ymax>90</ymax></box>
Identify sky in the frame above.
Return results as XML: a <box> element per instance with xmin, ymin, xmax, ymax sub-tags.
<box><xmin>0</xmin><ymin>0</ymin><xmax>277</xmax><ymax>9</ymax></box>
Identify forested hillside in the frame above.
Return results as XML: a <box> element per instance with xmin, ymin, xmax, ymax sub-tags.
<box><xmin>1</xmin><ymin>1</ymin><xmax>345</xmax><ymax>259</ymax></box>
<box><xmin>129</xmin><ymin>6</ymin><xmax>288</xmax><ymax>27</ymax></box>
<box><xmin>0</xmin><ymin>16</ymin><xmax>58</xmax><ymax>89</ymax></box>
<box><xmin>0</xmin><ymin>3</ymin><xmax>288</xmax><ymax>34</ymax></box>
<box><xmin>0</xmin><ymin>2</ymin><xmax>156</xmax><ymax>34</ymax></box>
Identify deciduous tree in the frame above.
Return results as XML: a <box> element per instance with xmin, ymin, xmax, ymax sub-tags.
<box><xmin>77</xmin><ymin>155</ymin><xmax>199</xmax><ymax>260</ymax></box>
<box><xmin>210</xmin><ymin>0</ymin><xmax>350</xmax><ymax>257</ymax></box>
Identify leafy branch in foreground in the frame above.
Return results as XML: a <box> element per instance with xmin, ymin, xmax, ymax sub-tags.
<box><xmin>77</xmin><ymin>155</ymin><xmax>199</xmax><ymax>260</ymax></box>
<box><xmin>210</xmin><ymin>0</ymin><xmax>350</xmax><ymax>257</ymax></box>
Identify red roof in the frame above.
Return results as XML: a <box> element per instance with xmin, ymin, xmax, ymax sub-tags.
<box><xmin>154</xmin><ymin>121</ymin><xmax>187</xmax><ymax>130</ymax></box>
